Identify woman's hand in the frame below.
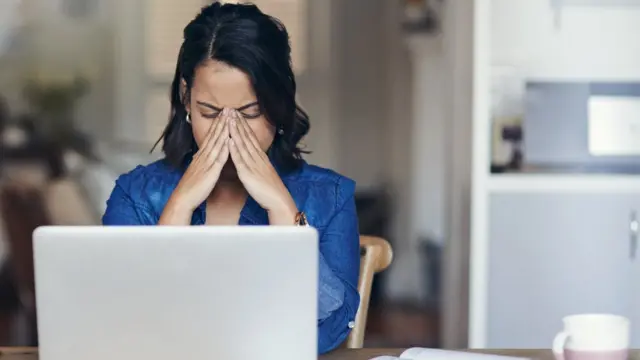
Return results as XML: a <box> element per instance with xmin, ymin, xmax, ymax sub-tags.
<box><xmin>228</xmin><ymin>110</ymin><xmax>298</xmax><ymax>225</ymax></box>
<box><xmin>159</xmin><ymin>109</ymin><xmax>231</xmax><ymax>225</ymax></box>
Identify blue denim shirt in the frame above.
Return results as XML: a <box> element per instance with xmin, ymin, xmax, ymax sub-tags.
<box><xmin>101</xmin><ymin>158</ymin><xmax>361</xmax><ymax>354</ymax></box>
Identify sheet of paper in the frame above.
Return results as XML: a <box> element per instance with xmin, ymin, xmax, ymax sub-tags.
<box><xmin>400</xmin><ymin>348</ymin><xmax>531</xmax><ymax>360</ymax></box>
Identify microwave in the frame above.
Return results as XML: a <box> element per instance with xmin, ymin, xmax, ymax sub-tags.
<box><xmin>523</xmin><ymin>81</ymin><xmax>640</xmax><ymax>171</ymax></box>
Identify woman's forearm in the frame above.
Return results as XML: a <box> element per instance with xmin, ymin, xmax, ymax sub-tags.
<box><xmin>158</xmin><ymin>196</ymin><xmax>194</xmax><ymax>225</ymax></box>
<box><xmin>317</xmin><ymin>258</ymin><xmax>360</xmax><ymax>354</ymax></box>
<box><xmin>317</xmin><ymin>253</ymin><xmax>346</xmax><ymax>320</ymax></box>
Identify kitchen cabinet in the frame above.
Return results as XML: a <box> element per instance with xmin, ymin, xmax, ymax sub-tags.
<box><xmin>468</xmin><ymin>0</ymin><xmax>640</xmax><ymax>349</ymax></box>
<box><xmin>485</xmin><ymin>192</ymin><xmax>639</xmax><ymax>348</ymax></box>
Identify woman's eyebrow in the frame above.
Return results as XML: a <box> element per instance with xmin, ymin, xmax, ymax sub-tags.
<box><xmin>236</xmin><ymin>101</ymin><xmax>259</xmax><ymax>111</ymax></box>
<box><xmin>196</xmin><ymin>101</ymin><xmax>222</xmax><ymax>111</ymax></box>
<box><xmin>196</xmin><ymin>101</ymin><xmax>258</xmax><ymax>112</ymax></box>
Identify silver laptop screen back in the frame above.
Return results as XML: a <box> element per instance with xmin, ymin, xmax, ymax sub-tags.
<box><xmin>33</xmin><ymin>226</ymin><xmax>318</xmax><ymax>360</ymax></box>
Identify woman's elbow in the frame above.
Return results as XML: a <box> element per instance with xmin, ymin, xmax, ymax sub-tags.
<box><xmin>317</xmin><ymin>287</ymin><xmax>360</xmax><ymax>354</ymax></box>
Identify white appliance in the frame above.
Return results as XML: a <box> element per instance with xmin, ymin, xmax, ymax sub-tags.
<box><xmin>524</xmin><ymin>81</ymin><xmax>640</xmax><ymax>171</ymax></box>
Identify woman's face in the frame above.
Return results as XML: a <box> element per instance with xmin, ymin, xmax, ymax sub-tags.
<box><xmin>185</xmin><ymin>60</ymin><xmax>275</xmax><ymax>177</ymax></box>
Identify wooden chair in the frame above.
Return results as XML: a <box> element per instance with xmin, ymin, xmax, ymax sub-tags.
<box><xmin>345</xmin><ymin>235</ymin><xmax>393</xmax><ymax>348</ymax></box>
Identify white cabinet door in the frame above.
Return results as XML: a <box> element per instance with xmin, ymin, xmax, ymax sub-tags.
<box><xmin>629</xmin><ymin>205</ymin><xmax>640</xmax><ymax>348</ymax></box>
<box><xmin>486</xmin><ymin>193</ymin><xmax>636</xmax><ymax>348</ymax></box>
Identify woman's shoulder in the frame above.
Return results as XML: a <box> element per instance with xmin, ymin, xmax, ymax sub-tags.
<box><xmin>285</xmin><ymin>162</ymin><xmax>357</xmax><ymax>224</ymax></box>
<box><xmin>287</xmin><ymin>162</ymin><xmax>355</xmax><ymax>195</ymax></box>
<box><xmin>113</xmin><ymin>158</ymin><xmax>182</xmax><ymax>198</ymax></box>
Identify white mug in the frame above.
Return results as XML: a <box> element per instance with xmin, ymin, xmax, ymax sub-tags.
<box><xmin>552</xmin><ymin>314</ymin><xmax>629</xmax><ymax>360</ymax></box>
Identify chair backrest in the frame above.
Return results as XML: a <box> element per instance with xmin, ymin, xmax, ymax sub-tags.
<box><xmin>345</xmin><ymin>235</ymin><xmax>393</xmax><ymax>348</ymax></box>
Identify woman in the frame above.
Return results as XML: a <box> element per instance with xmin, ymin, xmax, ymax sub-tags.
<box><xmin>102</xmin><ymin>1</ymin><xmax>360</xmax><ymax>354</ymax></box>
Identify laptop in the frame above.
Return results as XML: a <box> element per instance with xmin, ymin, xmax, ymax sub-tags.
<box><xmin>33</xmin><ymin>226</ymin><xmax>318</xmax><ymax>360</ymax></box>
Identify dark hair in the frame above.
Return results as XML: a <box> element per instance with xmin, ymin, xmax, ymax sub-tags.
<box><xmin>152</xmin><ymin>1</ymin><xmax>310</xmax><ymax>173</ymax></box>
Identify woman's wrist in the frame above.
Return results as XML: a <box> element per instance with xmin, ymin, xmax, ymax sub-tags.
<box><xmin>267</xmin><ymin>197</ymin><xmax>299</xmax><ymax>226</ymax></box>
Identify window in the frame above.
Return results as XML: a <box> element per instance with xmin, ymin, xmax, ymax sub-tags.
<box><xmin>224</xmin><ymin>0</ymin><xmax>308</xmax><ymax>74</ymax></box>
<box><xmin>146</xmin><ymin>0</ymin><xmax>307</xmax><ymax>80</ymax></box>
<box><xmin>144</xmin><ymin>0</ymin><xmax>205</xmax><ymax>143</ymax></box>
<box><xmin>145</xmin><ymin>0</ymin><xmax>206</xmax><ymax>80</ymax></box>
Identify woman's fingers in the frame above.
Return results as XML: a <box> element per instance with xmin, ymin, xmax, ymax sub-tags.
<box><xmin>208</xmin><ymin>138</ymin><xmax>230</xmax><ymax>173</ymax></box>
<box><xmin>229</xmin><ymin>113</ymin><xmax>256</xmax><ymax>167</ymax></box>
<box><xmin>198</xmin><ymin>110</ymin><xmax>229</xmax><ymax>170</ymax></box>
<box><xmin>206</xmin><ymin>112</ymin><xmax>230</xmax><ymax>169</ymax></box>
<box><xmin>228</xmin><ymin>138</ymin><xmax>247</xmax><ymax>172</ymax></box>
<box><xmin>202</xmin><ymin>109</ymin><xmax>229</xmax><ymax>154</ymax></box>
<box><xmin>235</xmin><ymin>111</ymin><xmax>262</xmax><ymax>155</ymax></box>
<box><xmin>233</xmin><ymin>112</ymin><xmax>263</xmax><ymax>163</ymax></box>
<box><xmin>210</xmin><ymin>114</ymin><xmax>230</xmax><ymax>155</ymax></box>
<box><xmin>198</xmin><ymin>111</ymin><xmax>221</xmax><ymax>152</ymax></box>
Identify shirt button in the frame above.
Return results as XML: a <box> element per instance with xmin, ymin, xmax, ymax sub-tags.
<box><xmin>348</xmin><ymin>321</ymin><xmax>355</xmax><ymax>329</ymax></box>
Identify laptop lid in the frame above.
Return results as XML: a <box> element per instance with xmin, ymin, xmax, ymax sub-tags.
<box><xmin>33</xmin><ymin>226</ymin><xmax>318</xmax><ymax>360</ymax></box>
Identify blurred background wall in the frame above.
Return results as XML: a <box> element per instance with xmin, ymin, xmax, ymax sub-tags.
<box><xmin>3</xmin><ymin>0</ymin><xmax>639</xmax><ymax>351</ymax></box>
<box><xmin>0</xmin><ymin>0</ymin><xmax>474</xmax><ymax>349</ymax></box>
